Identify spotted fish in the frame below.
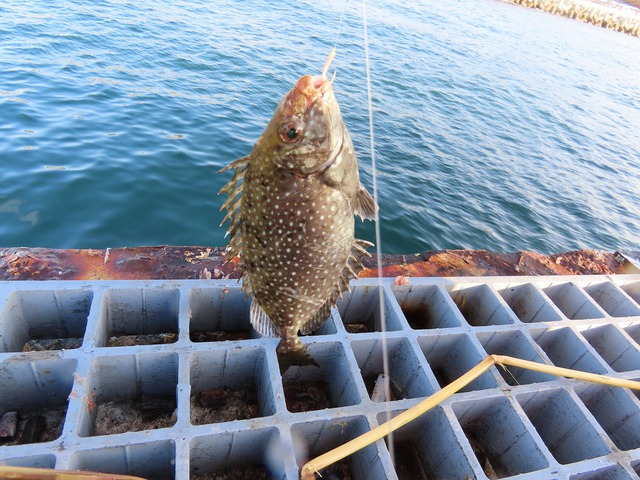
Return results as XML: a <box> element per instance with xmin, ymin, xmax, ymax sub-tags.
<box><xmin>219</xmin><ymin>50</ymin><xmax>377</xmax><ymax>372</ymax></box>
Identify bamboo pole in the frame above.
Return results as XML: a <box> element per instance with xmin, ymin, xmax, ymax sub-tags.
<box><xmin>0</xmin><ymin>466</ymin><xmax>147</xmax><ymax>480</ymax></box>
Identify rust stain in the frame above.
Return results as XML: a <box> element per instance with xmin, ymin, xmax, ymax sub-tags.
<box><xmin>0</xmin><ymin>247</ymin><xmax>637</xmax><ymax>281</ymax></box>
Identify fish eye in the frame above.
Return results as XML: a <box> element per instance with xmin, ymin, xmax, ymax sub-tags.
<box><xmin>279</xmin><ymin>122</ymin><xmax>304</xmax><ymax>144</ymax></box>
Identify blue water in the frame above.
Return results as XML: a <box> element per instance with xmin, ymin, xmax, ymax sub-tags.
<box><xmin>1</xmin><ymin>0</ymin><xmax>639</xmax><ymax>254</ymax></box>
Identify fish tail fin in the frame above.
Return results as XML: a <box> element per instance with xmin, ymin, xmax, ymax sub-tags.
<box><xmin>277</xmin><ymin>338</ymin><xmax>318</xmax><ymax>374</ymax></box>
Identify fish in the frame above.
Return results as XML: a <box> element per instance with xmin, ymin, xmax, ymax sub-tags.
<box><xmin>219</xmin><ymin>50</ymin><xmax>377</xmax><ymax>372</ymax></box>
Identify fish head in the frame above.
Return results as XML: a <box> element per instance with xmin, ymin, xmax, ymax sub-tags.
<box><xmin>258</xmin><ymin>74</ymin><xmax>346</xmax><ymax>176</ymax></box>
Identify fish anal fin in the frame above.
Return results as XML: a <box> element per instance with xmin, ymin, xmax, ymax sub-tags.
<box><xmin>354</xmin><ymin>184</ymin><xmax>378</xmax><ymax>221</ymax></box>
<box><xmin>299</xmin><ymin>300</ymin><xmax>333</xmax><ymax>335</ymax></box>
<box><xmin>331</xmin><ymin>238</ymin><xmax>374</xmax><ymax>300</ymax></box>
<box><xmin>250</xmin><ymin>297</ymin><xmax>279</xmax><ymax>338</ymax></box>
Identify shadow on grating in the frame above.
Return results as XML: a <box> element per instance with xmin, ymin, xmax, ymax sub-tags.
<box><xmin>391</xmin><ymin>284</ymin><xmax>461</xmax><ymax>330</ymax></box>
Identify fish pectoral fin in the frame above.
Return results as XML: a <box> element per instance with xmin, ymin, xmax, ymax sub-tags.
<box><xmin>354</xmin><ymin>184</ymin><xmax>378</xmax><ymax>221</ymax></box>
<box><xmin>299</xmin><ymin>300</ymin><xmax>333</xmax><ymax>335</ymax></box>
<box><xmin>250</xmin><ymin>297</ymin><xmax>280</xmax><ymax>338</ymax></box>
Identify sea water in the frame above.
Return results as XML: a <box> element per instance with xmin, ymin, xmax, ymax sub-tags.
<box><xmin>1</xmin><ymin>0</ymin><xmax>639</xmax><ymax>253</ymax></box>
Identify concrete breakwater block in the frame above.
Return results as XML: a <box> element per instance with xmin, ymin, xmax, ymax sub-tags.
<box><xmin>0</xmin><ymin>275</ymin><xmax>640</xmax><ymax>479</ymax></box>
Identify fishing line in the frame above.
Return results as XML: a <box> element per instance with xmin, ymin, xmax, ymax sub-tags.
<box><xmin>333</xmin><ymin>3</ymin><xmax>346</xmax><ymax>50</ymax></box>
<box><xmin>361</xmin><ymin>0</ymin><xmax>395</xmax><ymax>465</ymax></box>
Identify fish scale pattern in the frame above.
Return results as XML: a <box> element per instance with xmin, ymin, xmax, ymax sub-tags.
<box><xmin>1</xmin><ymin>275</ymin><xmax>640</xmax><ymax>479</ymax></box>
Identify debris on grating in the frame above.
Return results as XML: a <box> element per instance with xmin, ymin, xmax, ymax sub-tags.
<box><xmin>283</xmin><ymin>381</ymin><xmax>332</xmax><ymax>413</ymax></box>
<box><xmin>391</xmin><ymin>439</ymin><xmax>429</xmax><ymax>480</ymax></box>
<box><xmin>107</xmin><ymin>333</ymin><xmax>177</xmax><ymax>347</ymax></box>
<box><xmin>0</xmin><ymin>407</ymin><xmax>66</xmax><ymax>445</ymax></box>
<box><xmin>94</xmin><ymin>396</ymin><xmax>176</xmax><ymax>435</ymax></box>
<box><xmin>364</xmin><ymin>374</ymin><xmax>402</xmax><ymax>401</ymax></box>
<box><xmin>192</xmin><ymin>466</ymin><xmax>271</xmax><ymax>480</ymax></box>
<box><xmin>190</xmin><ymin>330</ymin><xmax>251</xmax><ymax>342</ymax></box>
<box><xmin>343</xmin><ymin>323</ymin><xmax>371</xmax><ymax>334</ymax></box>
<box><xmin>0</xmin><ymin>411</ymin><xmax>18</xmax><ymax>439</ymax></box>
<box><xmin>468</xmin><ymin>431</ymin><xmax>501</xmax><ymax>480</ymax></box>
<box><xmin>371</xmin><ymin>373</ymin><xmax>396</xmax><ymax>403</ymax></box>
<box><xmin>311</xmin><ymin>458</ymin><xmax>353</xmax><ymax>480</ymax></box>
<box><xmin>191</xmin><ymin>388</ymin><xmax>259</xmax><ymax>425</ymax></box>
<box><xmin>22</xmin><ymin>337</ymin><xmax>83</xmax><ymax>351</ymax></box>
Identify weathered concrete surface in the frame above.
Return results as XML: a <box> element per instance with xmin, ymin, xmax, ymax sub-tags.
<box><xmin>504</xmin><ymin>0</ymin><xmax>640</xmax><ymax>37</ymax></box>
<box><xmin>0</xmin><ymin>247</ymin><xmax>636</xmax><ymax>281</ymax></box>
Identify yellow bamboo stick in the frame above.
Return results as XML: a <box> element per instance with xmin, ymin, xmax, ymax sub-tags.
<box><xmin>0</xmin><ymin>466</ymin><xmax>147</xmax><ymax>480</ymax></box>
<box><xmin>300</xmin><ymin>354</ymin><xmax>640</xmax><ymax>479</ymax></box>
<box><xmin>493</xmin><ymin>354</ymin><xmax>640</xmax><ymax>390</ymax></box>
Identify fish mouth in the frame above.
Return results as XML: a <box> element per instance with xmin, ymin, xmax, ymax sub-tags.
<box><xmin>294</xmin><ymin>74</ymin><xmax>332</xmax><ymax>100</ymax></box>
<box><xmin>284</xmin><ymin>75</ymin><xmax>332</xmax><ymax>116</ymax></box>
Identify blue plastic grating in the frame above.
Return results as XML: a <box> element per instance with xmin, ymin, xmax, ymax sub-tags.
<box><xmin>0</xmin><ymin>275</ymin><xmax>639</xmax><ymax>479</ymax></box>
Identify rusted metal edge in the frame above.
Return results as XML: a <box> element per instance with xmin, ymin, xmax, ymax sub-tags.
<box><xmin>0</xmin><ymin>247</ymin><xmax>637</xmax><ymax>281</ymax></box>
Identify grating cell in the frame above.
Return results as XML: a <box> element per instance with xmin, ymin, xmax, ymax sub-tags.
<box><xmin>189</xmin><ymin>347</ymin><xmax>274</xmax><ymax>424</ymax></box>
<box><xmin>189</xmin><ymin>287</ymin><xmax>254</xmax><ymax>342</ymax></box>
<box><xmin>282</xmin><ymin>341</ymin><xmax>360</xmax><ymax>412</ymax></box>
<box><xmin>189</xmin><ymin>428</ymin><xmax>283</xmax><ymax>479</ymax></box>
<box><xmin>497</xmin><ymin>282</ymin><xmax>563</xmax><ymax>323</ymax></box>
<box><xmin>391</xmin><ymin>284</ymin><xmax>461</xmax><ymax>329</ymax></box>
<box><xmin>624</xmin><ymin>322</ymin><xmax>640</xmax><ymax>347</ymax></box>
<box><xmin>291</xmin><ymin>416</ymin><xmax>387</xmax><ymax>480</ymax></box>
<box><xmin>452</xmin><ymin>396</ymin><xmax>549</xmax><ymax>477</ymax></box>
<box><xmin>0</xmin><ymin>358</ymin><xmax>76</xmax><ymax>445</ymax></box>
<box><xmin>619</xmin><ymin>280</ymin><xmax>640</xmax><ymax>306</ymax></box>
<box><xmin>337</xmin><ymin>285</ymin><xmax>402</xmax><ymax>333</ymax></box>
<box><xmin>418</xmin><ymin>333</ymin><xmax>497</xmax><ymax>392</ymax></box>
<box><xmin>446</xmin><ymin>284</ymin><xmax>515</xmax><ymax>326</ymax></box>
<box><xmin>579</xmin><ymin>324</ymin><xmax>640</xmax><ymax>372</ymax></box>
<box><xmin>575</xmin><ymin>384</ymin><xmax>640</xmax><ymax>451</ymax></box>
<box><xmin>352</xmin><ymin>337</ymin><xmax>435</xmax><ymax>401</ymax></box>
<box><xmin>569</xmin><ymin>465</ymin><xmax>636</xmax><ymax>480</ymax></box>
<box><xmin>531</xmin><ymin>327</ymin><xmax>608</xmax><ymax>374</ymax></box>
<box><xmin>543</xmin><ymin>282</ymin><xmax>605</xmax><ymax>320</ymax></box>
<box><xmin>517</xmin><ymin>389</ymin><xmax>611</xmax><ymax>464</ymax></box>
<box><xmin>378</xmin><ymin>407</ymin><xmax>474</xmax><ymax>480</ymax></box>
<box><xmin>69</xmin><ymin>441</ymin><xmax>175</xmax><ymax>480</ymax></box>
<box><xmin>584</xmin><ymin>282</ymin><xmax>640</xmax><ymax>318</ymax></box>
<box><xmin>97</xmin><ymin>288</ymin><xmax>179</xmax><ymax>347</ymax></box>
<box><xmin>477</xmin><ymin>330</ymin><xmax>556</xmax><ymax>385</ymax></box>
<box><xmin>0</xmin><ymin>290</ymin><xmax>91</xmax><ymax>352</ymax></box>
<box><xmin>78</xmin><ymin>353</ymin><xmax>178</xmax><ymax>437</ymax></box>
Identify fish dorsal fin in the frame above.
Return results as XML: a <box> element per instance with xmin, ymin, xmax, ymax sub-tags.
<box><xmin>299</xmin><ymin>300</ymin><xmax>333</xmax><ymax>335</ymax></box>
<box><xmin>250</xmin><ymin>297</ymin><xmax>280</xmax><ymax>338</ymax></box>
<box><xmin>354</xmin><ymin>184</ymin><xmax>378</xmax><ymax>221</ymax></box>
<box><xmin>218</xmin><ymin>155</ymin><xmax>250</xmax><ymax>264</ymax></box>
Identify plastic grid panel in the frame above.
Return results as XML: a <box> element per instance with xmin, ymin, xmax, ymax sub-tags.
<box><xmin>0</xmin><ymin>275</ymin><xmax>638</xmax><ymax>479</ymax></box>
